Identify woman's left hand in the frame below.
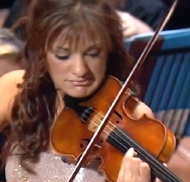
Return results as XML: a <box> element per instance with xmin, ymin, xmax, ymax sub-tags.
<box><xmin>117</xmin><ymin>148</ymin><xmax>165</xmax><ymax>182</ymax></box>
<box><xmin>117</xmin><ymin>148</ymin><xmax>151</xmax><ymax>182</ymax></box>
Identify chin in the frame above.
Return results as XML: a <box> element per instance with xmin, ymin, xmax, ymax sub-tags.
<box><xmin>69</xmin><ymin>86</ymin><xmax>99</xmax><ymax>99</ymax></box>
<box><xmin>66</xmin><ymin>90</ymin><xmax>91</xmax><ymax>99</ymax></box>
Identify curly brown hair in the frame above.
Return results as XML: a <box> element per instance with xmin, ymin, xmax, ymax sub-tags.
<box><xmin>2</xmin><ymin>0</ymin><xmax>134</xmax><ymax>171</ymax></box>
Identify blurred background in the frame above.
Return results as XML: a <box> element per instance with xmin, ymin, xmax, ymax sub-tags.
<box><xmin>0</xmin><ymin>0</ymin><xmax>190</xmax><ymax>181</ymax></box>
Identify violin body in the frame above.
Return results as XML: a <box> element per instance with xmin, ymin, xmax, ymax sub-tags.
<box><xmin>51</xmin><ymin>76</ymin><xmax>176</xmax><ymax>182</ymax></box>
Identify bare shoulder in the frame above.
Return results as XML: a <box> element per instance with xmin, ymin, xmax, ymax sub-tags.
<box><xmin>0</xmin><ymin>69</ymin><xmax>25</xmax><ymax>95</ymax></box>
<box><xmin>0</xmin><ymin>70</ymin><xmax>25</xmax><ymax>130</ymax></box>
<box><xmin>0</xmin><ymin>69</ymin><xmax>25</xmax><ymax>83</ymax></box>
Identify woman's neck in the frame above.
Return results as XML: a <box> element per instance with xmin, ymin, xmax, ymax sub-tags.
<box><xmin>55</xmin><ymin>90</ymin><xmax>65</xmax><ymax>116</ymax></box>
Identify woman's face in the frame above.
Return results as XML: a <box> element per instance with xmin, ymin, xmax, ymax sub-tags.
<box><xmin>46</xmin><ymin>40</ymin><xmax>108</xmax><ymax>98</ymax></box>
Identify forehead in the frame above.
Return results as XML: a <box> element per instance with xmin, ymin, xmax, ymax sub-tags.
<box><xmin>47</xmin><ymin>21</ymin><xmax>111</xmax><ymax>53</ymax></box>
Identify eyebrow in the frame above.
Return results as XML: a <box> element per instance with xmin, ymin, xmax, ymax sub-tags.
<box><xmin>54</xmin><ymin>47</ymin><xmax>70</xmax><ymax>51</ymax></box>
<box><xmin>85</xmin><ymin>44</ymin><xmax>100</xmax><ymax>51</ymax></box>
<box><xmin>53</xmin><ymin>43</ymin><xmax>101</xmax><ymax>52</ymax></box>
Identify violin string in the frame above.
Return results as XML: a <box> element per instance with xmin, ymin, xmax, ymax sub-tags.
<box><xmin>80</xmin><ymin>108</ymin><xmax>171</xmax><ymax>179</ymax></box>
<box><xmin>79</xmin><ymin>111</ymin><xmax>131</xmax><ymax>155</ymax></box>
<box><xmin>81</xmin><ymin>110</ymin><xmax>156</xmax><ymax>158</ymax></box>
<box><xmin>80</xmin><ymin>114</ymin><xmax>169</xmax><ymax>179</ymax></box>
<box><xmin>98</xmin><ymin>116</ymin><xmax>180</xmax><ymax>181</ymax></box>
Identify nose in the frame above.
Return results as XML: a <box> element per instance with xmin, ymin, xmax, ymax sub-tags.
<box><xmin>72</xmin><ymin>55</ymin><xmax>89</xmax><ymax>77</ymax></box>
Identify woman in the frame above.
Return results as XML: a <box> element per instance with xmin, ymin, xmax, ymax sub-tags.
<box><xmin>0</xmin><ymin>0</ymin><xmax>169</xmax><ymax>181</ymax></box>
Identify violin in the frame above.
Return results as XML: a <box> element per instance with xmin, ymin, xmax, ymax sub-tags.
<box><xmin>51</xmin><ymin>76</ymin><xmax>181</xmax><ymax>182</ymax></box>
<box><xmin>51</xmin><ymin>0</ymin><xmax>182</xmax><ymax>181</ymax></box>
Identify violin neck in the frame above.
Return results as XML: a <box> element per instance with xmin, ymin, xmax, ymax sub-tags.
<box><xmin>106</xmin><ymin>127</ymin><xmax>182</xmax><ymax>182</ymax></box>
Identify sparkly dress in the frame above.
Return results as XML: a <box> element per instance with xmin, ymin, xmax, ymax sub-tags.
<box><xmin>5</xmin><ymin>151</ymin><xmax>107</xmax><ymax>182</ymax></box>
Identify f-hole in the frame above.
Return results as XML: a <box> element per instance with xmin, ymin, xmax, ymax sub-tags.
<box><xmin>80</xmin><ymin>138</ymin><xmax>90</xmax><ymax>150</ymax></box>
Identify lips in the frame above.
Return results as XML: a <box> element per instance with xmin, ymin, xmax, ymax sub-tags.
<box><xmin>69</xmin><ymin>78</ymin><xmax>92</xmax><ymax>86</ymax></box>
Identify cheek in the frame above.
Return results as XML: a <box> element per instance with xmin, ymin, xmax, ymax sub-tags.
<box><xmin>49</xmin><ymin>64</ymin><xmax>68</xmax><ymax>80</ymax></box>
<box><xmin>93</xmin><ymin>58</ymin><xmax>107</xmax><ymax>77</ymax></box>
<box><xmin>46</xmin><ymin>56</ymin><xmax>68</xmax><ymax>82</ymax></box>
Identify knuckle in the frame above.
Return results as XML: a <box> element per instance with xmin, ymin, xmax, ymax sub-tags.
<box><xmin>140</xmin><ymin>162</ymin><xmax>150</xmax><ymax>171</ymax></box>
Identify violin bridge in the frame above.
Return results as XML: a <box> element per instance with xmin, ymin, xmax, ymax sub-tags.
<box><xmin>88</xmin><ymin>111</ymin><xmax>104</xmax><ymax>133</ymax></box>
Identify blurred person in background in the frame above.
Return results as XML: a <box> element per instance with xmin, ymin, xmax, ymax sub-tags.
<box><xmin>117</xmin><ymin>0</ymin><xmax>168</xmax><ymax>34</ymax></box>
<box><xmin>0</xmin><ymin>28</ymin><xmax>24</xmax><ymax>76</ymax></box>
<box><xmin>2</xmin><ymin>0</ymin><xmax>168</xmax><ymax>39</ymax></box>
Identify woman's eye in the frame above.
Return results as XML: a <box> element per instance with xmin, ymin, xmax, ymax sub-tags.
<box><xmin>87</xmin><ymin>49</ymin><xmax>100</xmax><ymax>57</ymax></box>
<box><xmin>55</xmin><ymin>55</ymin><xmax>70</xmax><ymax>60</ymax></box>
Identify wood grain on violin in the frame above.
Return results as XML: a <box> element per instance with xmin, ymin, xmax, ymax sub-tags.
<box><xmin>51</xmin><ymin>76</ymin><xmax>182</xmax><ymax>182</ymax></box>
